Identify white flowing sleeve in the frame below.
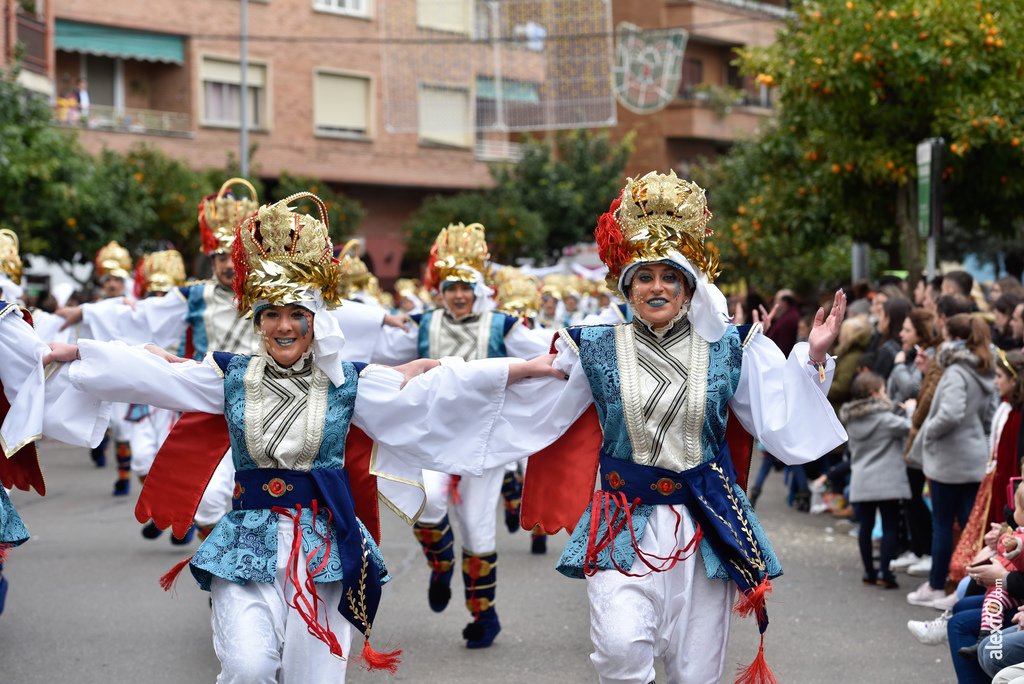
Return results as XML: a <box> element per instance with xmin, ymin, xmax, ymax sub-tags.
<box><xmin>327</xmin><ymin>300</ymin><xmax>386</xmax><ymax>364</ymax></box>
<box><xmin>352</xmin><ymin>358</ymin><xmax>509</xmax><ymax>476</ymax></box>
<box><xmin>481</xmin><ymin>335</ymin><xmax>594</xmax><ymax>467</ymax></box>
<box><xmin>369</xmin><ymin>321</ymin><xmax>418</xmax><ymax>365</ymax></box>
<box><xmin>730</xmin><ymin>336</ymin><xmax>847</xmax><ymax>465</ymax></box>
<box><xmin>503</xmin><ymin>320</ymin><xmax>557</xmax><ymax>360</ymax></box>
<box><xmin>67</xmin><ymin>339</ymin><xmax>225</xmax><ymax>414</ymax></box>
<box><xmin>81</xmin><ymin>292</ymin><xmax>189</xmax><ymax>348</ymax></box>
<box><xmin>0</xmin><ymin>311</ymin><xmax>109</xmax><ymax>452</ymax></box>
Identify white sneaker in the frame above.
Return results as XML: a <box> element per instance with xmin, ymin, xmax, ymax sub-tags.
<box><xmin>907</xmin><ymin>556</ymin><xmax>933</xmax><ymax>577</ymax></box>
<box><xmin>907</xmin><ymin>611</ymin><xmax>951</xmax><ymax>645</ymax></box>
<box><xmin>932</xmin><ymin>592</ymin><xmax>959</xmax><ymax>611</ymax></box>
<box><xmin>907</xmin><ymin>581</ymin><xmax>947</xmax><ymax>607</ymax></box>
<box><xmin>890</xmin><ymin>551</ymin><xmax>921</xmax><ymax>573</ymax></box>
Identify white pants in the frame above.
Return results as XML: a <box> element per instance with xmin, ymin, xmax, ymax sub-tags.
<box><xmin>418</xmin><ymin>465</ymin><xmax>505</xmax><ymax>553</ymax></box>
<box><xmin>210</xmin><ymin>516</ymin><xmax>353</xmax><ymax>684</ymax></box>
<box><xmin>195</xmin><ymin>451</ymin><xmax>236</xmax><ymax>528</ymax></box>
<box><xmin>108</xmin><ymin>403</ymin><xmax>131</xmax><ymax>442</ymax></box>
<box><xmin>128</xmin><ymin>408</ymin><xmax>176</xmax><ymax>479</ymax></box>
<box><xmin>587</xmin><ymin>504</ymin><xmax>733</xmax><ymax>684</ymax></box>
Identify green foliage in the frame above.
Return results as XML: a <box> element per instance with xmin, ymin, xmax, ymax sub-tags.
<box><xmin>490</xmin><ymin>129</ymin><xmax>635</xmax><ymax>258</ymax></box>
<box><xmin>271</xmin><ymin>172</ymin><xmax>366</xmax><ymax>245</ymax></box>
<box><xmin>403</xmin><ymin>192</ymin><xmax>547</xmax><ymax>265</ymax></box>
<box><xmin>702</xmin><ymin>0</ymin><xmax>1024</xmax><ymax>289</ymax></box>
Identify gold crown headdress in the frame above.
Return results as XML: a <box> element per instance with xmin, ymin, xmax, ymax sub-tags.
<box><xmin>134</xmin><ymin>250</ymin><xmax>186</xmax><ymax>298</ymax></box>
<box><xmin>493</xmin><ymin>267</ymin><xmax>541</xmax><ymax>315</ymax></box>
<box><xmin>200</xmin><ymin>178</ymin><xmax>259</xmax><ymax>256</ymax></box>
<box><xmin>595</xmin><ymin>170</ymin><xmax>718</xmax><ymax>295</ymax></box>
<box><xmin>0</xmin><ymin>229</ymin><xmax>23</xmax><ymax>285</ymax></box>
<box><xmin>425</xmin><ymin>223</ymin><xmax>490</xmax><ymax>292</ymax></box>
<box><xmin>541</xmin><ymin>274</ymin><xmax>564</xmax><ymax>300</ymax></box>
<box><xmin>233</xmin><ymin>193</ymin><xmax>341</xmax><ymax>314</ymax></box>
<box><xmin>336</xmin><ymin>239</ymin><xmax>372</xmax><ymax>300</ymax></box>
<box><xmin>95</xmin><ymin>241</ymin><xmax>133</xmax><ymax>280</ymax></box>
<box><xmin>395</xmin><ymin>278</ymin><xmax>422</xmax><ymax>300</ymax></box>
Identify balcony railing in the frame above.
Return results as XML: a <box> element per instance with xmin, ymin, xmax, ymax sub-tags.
<box><xmin>677</xmin><ymin>84</ymin><xmax>774</xmax><ymax>113</ymax></box>
<box><xmin>53</xmin><ymin>103</ymin><xmax>192</xmax><ymax>137</ymax></box>
<box><xmin>475</xmin><ymin>139</ymin><xmax>523</xmax><ymax>162</ymax></box>
<box><xmin>16</xmin><ymin>13</ymin><xmax>47</xmax><ymax>75</ymax></box>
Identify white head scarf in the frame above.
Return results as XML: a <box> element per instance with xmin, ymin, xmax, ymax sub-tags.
<box><xmin>252</xmin><ymin>291</ymin><xmax>348</xmax><ymax>387</ymax></box>
<box><xmin>0</xmin><ymin>274</ymin><xmax>24</xmax><ymax>304</ymax></box>
<box><xmin>620</xmin><ymin>251</ymin><xmax>729</xmax><ymax>343</ymax></box>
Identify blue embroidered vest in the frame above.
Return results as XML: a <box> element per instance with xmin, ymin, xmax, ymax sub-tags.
<box><xmin>554</xmin><ymin>322</ymin><xmax>783</xmax><ymax>585</ymax></box>
<box><xmin>414</xmin><ymin>309</ymin><xmax>515</xmax><ymax>360</ymax></box>
<box><xmin>187</xmin><ymin>353</ymin><xmax>389</xmax><ymax>590</ymax></box>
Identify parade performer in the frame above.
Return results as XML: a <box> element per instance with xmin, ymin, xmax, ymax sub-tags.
<box><xmin>536</xmin><ymin>275</ymin><xmax>564</xmax><ymax>330</ymax></box>
<box><xmin>373</xmin><ymin>223</ymin><xmax>553</xmax><ymax>648</ymax></box>
<box><xmin>481</xmin><ymin>171</ymin><xmax>848</xmax><ymax>683</ymax></box>
<box><xmin>127</xmin><ymin>250</ymin><xmax>190</xmax><ymax>541</ymax></box>
<box><xmin>0</xmin><ymin>298</ymin><xmax>109</xmax><ymax>616</ymax></box>
<box><xmin>94</xmin><ymin>241</ymin><xmax>135</xmax><ymax>481</ymax></box>
<box><xmin>492</xmin><ymin>266</ymin><xmax>548</xmax><ymax>553</ymax></box>
<box><xmin>39</xmin><ymin>194</ymin><xmax>562</xmax><ymax>682</ymax></box>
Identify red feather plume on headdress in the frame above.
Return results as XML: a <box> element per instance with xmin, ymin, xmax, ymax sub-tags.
<box><xmin>198</xmin><ymin>193</ymin><xmax>220</xmax><ymax>256</ymax></box>
<box><xmin>594</xmin><ymin>197</ymin><xmax>627</xmax><ymax>279</ymax></box>
<box><xmin>423</xmin><ymin>241</ymin><xmax>441</xmax><ymax>294</ymax></box>
<box><xmin>133</xmin><ymin>262</ymin><xmax>147</xmax><ymax>300</ymax></box>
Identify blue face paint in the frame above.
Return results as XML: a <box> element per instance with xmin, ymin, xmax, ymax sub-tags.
<box><xmin>669</xmin><ymin>279</ymin><xmax>681</xmax><ymax>301</ymax></box>
<box><xmin>299</xmin><ymin>315</ymin><xmax>309</xmax><ymax>338</ymax></box>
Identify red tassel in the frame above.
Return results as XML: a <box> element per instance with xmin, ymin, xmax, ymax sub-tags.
<box><xmin>733</xmin><ymin>577</ymin><xmax>772</xmax><ymax>624</ymax></box>
<box><xmin>735</xmin><ymin>633</ymin><xmax>777</xmax><ymax>684</ymax></box>
<box><xmin>231</xmin><ymin>220</ymin><xmax>251</xmax><ymax>303</ymax></box>
<box><xmin>198</xmin><ymin>194</ymin><xmax>220</xmax><ymax>256</ymax></box>
<box><xmin>356</xmin><ymin>637</ymin><xmax>402</xmax><ymax>674</ymax></box>
<box><xmin>0</xmin><ymin>543</ymin><xmax>13</xmax><ymax>563</ymax></box>
<box><xmin>594</xmin><ymin>197</ymin><xmax>628</xmax><ymax>279</ymax></box>
<box><xmin>446</xmin><ymin>475</ymin><xmax>462</xmax><ymax>505</ymax></box>
<box><xmin>159</xmin><ymin>556</ymin><xmax>193</xmax><ymax>596</ymax></box>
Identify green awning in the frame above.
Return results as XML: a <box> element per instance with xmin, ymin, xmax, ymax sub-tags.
<box><xmin>475</xmin><ymin>77</ymin><xmax>540</xmax><ymax>104</ymax></box>
<box><xmin>55</xmin><ymin>20</ymin><xmax>184</xmax><ymax>65</ymax></box>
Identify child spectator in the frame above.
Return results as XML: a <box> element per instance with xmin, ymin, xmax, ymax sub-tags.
<box><xmin>840</xmin><ymin>373</ymin><xmax>913</xmax><ymax>589</ymax></box>
<box><xmin>959</xmin><ymin>484</ymin><xmax>1024</xmax><ymax>660</ymax></box>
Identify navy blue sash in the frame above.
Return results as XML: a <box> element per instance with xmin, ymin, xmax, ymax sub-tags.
<box><xmin>600</xmin><ymin>446</ymin><xmax>772</xmax><ymax>632</ymax></box>
<box><xmin>233</xmin><ymin>469</ymin><xmax>382</xmax><ymax>641</ymax></box>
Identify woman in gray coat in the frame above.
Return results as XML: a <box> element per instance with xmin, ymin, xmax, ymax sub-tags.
<box><xmin>841</xmin><ymin>373</ymin><xmax>912</xmax><ymax>588</ymax></box>
<box><xmin>906</xmin><ymin>313</ymin><xmax>999</xmax><ymax>607</ymax></box>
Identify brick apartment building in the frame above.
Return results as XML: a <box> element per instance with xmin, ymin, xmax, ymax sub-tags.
<box><xmin>2</xmin><ymin>0</ymin><xmax>785</xmax><ymax>288</ymax></box>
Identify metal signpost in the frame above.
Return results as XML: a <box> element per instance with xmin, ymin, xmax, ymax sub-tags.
<box><xmin>917</xmin><ymin>137</ymin><xmax>944</xmax><ymax>281</ymax></box>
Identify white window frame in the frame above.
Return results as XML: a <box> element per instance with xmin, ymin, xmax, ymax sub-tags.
<box><xmin>313</xmin><ymin>68</ymin><xmax>374</xmax><ymax>140</ymax></box>
<box><xmin>313</xmin><ymin>0</ymin><xmax>370</xmax><ymax>19</ymax></box>
<box><xmin>198</xmin><ymin>54</ymin><xmax>270</xmax><ymax>131</ymax></box>
<box><xmin>418</xmin><ymin>83</ymin><xmax>473</xmax><ymax>149</ymax></box>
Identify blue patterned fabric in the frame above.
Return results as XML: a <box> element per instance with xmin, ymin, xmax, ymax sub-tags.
<box><xmin>555</xmin><ymin>322</ymin><xmax>782</xmax><ymax>583</ymax></box>
<box><xmin>183</xmin><ymin>284</ymin><xmax>208</xmax><ymax>360</ymax></box>
<box><xmin>189</xmin><ymin>355</ymin><xmax>389</xmax><ymax>590</ymax></box>
<box><xmin>0</xmin><ymin>487</ymin><xmax>29</xmax><ymax>547</ymax></box>
<box><xmin>416</xmin><ymin>310</ymin><xmax>433</xmax><ymax>359</ymax></box>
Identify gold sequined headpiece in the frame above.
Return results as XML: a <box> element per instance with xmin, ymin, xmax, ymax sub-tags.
<box><xmin>233</xmin><ymin>193</ymin><xmax>342</xmax><ymax>314</ymax></box>
<box><xmin>134</xmin><ymin>250</ymin><xmax>186</xmax><ymax>298</ymax></box>
<box><xmin>395</xmin><ymin>278</ymin><xmax>422</xmax><ymax>300</ymax></box>
<box><xmin>426</xmin><ymin>223</ymin><xmax>490</xmax><ymax>291</ymax></box>
<box><xmin>595</xmin><ymin>170</ymin><xmax>718</xmax><ymax>295</ymax></box>
<box><xmin>95</xmin><ymin>241</ymin><xmax>133</xmax><ymax>280</ymax></box>
<box><xmin>493</xmin><ymin>267</ymin><xmax>541</xmax><ymax>316</ymax></box>
<box><xmin>541</xmin><ymin>274</ymin><xmax>564</xmax><ymax>300</ymax></box>
<box><xmin>0</xmin><ymin>229</ymin><xmax>23</xmax><ymax>285</ymax></box>
<box><xmin>200</xmin><ymin>178</ymin><xmax>259</xmax><ymax>256</ymax></box>
<box><xmin>336</xmin><ymin>239</ymin><xmax>372</xmax><ymax>300</ymax></box>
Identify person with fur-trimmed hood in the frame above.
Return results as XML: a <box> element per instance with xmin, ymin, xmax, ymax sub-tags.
<box><xmin>907</xmin><ymin>313</ymin><xmax>1000</xmax><ymax>608</ymax></box>
<box><xmin>840</xmin><ymin>373</ymin><xmax>912</xmax><ymax>589</ymax></box>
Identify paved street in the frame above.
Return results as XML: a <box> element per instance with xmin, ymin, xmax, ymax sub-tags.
<box><xmin>2</xmin><ymin>441</ymin><xmax>954</xmax><ymax>682</ymax></box>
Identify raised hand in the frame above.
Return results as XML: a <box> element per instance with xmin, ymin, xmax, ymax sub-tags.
<box><xmin>808</xmin><ymin>290</ymin><xmax>847</xmax><ymax>363</ymax></box>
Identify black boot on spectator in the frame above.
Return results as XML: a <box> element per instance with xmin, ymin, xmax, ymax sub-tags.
<box><xmin>748</xmin><ymin>486</ymin><xmax>762</xmax><ymax>509</ymax></box>
<box><xmin>958</xmin><ymin>630</ymin><xmax>991</xmax><ymax>661</ymax></box>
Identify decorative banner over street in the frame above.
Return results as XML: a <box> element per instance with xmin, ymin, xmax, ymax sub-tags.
<box><xmin>612</xmin><ymin>22</ymin><xmax>688</xmax><ymax>114</ymax></box>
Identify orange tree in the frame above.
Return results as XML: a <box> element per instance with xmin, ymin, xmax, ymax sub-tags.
<box><xmin>700</xmin><ymin>0</ymin><xmax>1024</xmax><ymax>289</ymax></box>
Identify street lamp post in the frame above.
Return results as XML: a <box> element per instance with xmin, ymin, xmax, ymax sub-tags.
<box><xmin>240</xmin><ymin>0</ymin><xmax>249</xmax><ymax>178</ymax></box>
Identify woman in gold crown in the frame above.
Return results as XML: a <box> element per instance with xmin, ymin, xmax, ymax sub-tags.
<box><xmin>36</xmin><ymin>195</ymin><xmax>562</xmax><ymax>683</ymax></box>
<box><xmin>450</xmin><ymin>171</ymin><xmax>849</xmax><ymax>684</ymax></box>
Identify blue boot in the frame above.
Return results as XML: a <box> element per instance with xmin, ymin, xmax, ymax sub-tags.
<box><xmin>413</xmin><ymin>516</ymin><xmax>455</xmax><ymax>612</ymax></box>
<box><xmin>462</xmin><ymin>550</ymin><xmax>500</xmax><ymax>648</ymax></box>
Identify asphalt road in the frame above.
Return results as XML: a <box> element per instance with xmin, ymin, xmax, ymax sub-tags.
<box><xmin>1</xmin><ymin>441</ymin><xmax>954</xmax><ymax>683</ymax></box>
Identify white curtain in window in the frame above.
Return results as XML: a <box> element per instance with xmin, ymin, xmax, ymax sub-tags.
<box><xmin>314</xmin><ymin>72</ymin><xmax>369</xmax><ymax>133</ymax></box>
<box><xmin>418</xmin><ymin>85</ymin><xmax>471</xmax><ymax>148</ymax></box>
